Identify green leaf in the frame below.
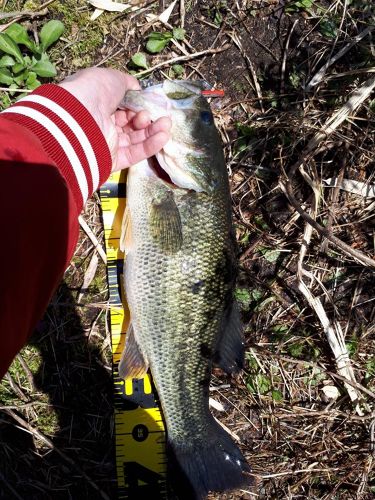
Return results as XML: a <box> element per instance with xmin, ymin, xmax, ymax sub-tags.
<box><xmin>214</xmin><ymin>9</ymin><xmax>223</xmax><ymax>26</ymax></box>
<box><xmin>0</xmin><ymin>33</ymin><xmax>24</xmax><ymax>64</ymax></box>
<box><xmin>7</xmin><ymin>82</ymin><xmax>20</xmax><ymax>97</ymax></box>
<box><xmin>259</xmin><ymin>247</ymin><xmax>282</xmax><ymax>263</ymax></box>
<box><xmin>31</xmin><ymin>54</ymin><xmax>57</xmax><ymax>78</ymax></box>
<box><xmin>12</xmin><ymin>62</ymin><xmax>25</xmax><ymax>74</ymax></box>
<box><xmin>258</xmin><ymin>375</ymin><xmax>272</xmax><ymax>394</ymax></box>
<box><xmin>40</xmin><ymin>20</ymin><xmax>64</xmax><ymax>51</ymax></box>
<box><xmin>5</xmin><ymin>23</ymin><xmax>36</xmax><ymax>52</ymax></box>
<box><xmin>0</xmin><ymin>55</ymin><xmax>15</xmax><ymax>67</ymax></box>
<box><xmin>26</xmin><ymin>71</ymin><xmax>37</xmax><ymax>84</ymax></box>
<box><xmin>0</xmin><ymin>67</ymin><xmax>13</xmax><ymax>85</ymax></box>
<box><xmin>26</xmin><ymin>71</ymin><xmax>41</xmax><ymax>90</ymax></box>
<box><xmin>131</xmin><ymin>52</ymin><xmax>148</xmax><ymax>69</ymax></box>
<box><xmin>146</xmin><ymin>37</ymin><xmax>170</xmax><ymax>53</ymax></box>
<box><xmin>148</xmin><ymin>31</ymin><xmax>172</xmax><ymax>40</ymax></box>
<box><xmin>289</xmin><ymin>71</ymin><xmax>301</xmax><ymax>89</ymax></box>
<box><xmin>172</xmin><ymin>64</ymin><xmax>184</xmax><ymax>76</ymax></box>
<box><xmin>272</xmin><ymin>389</ymin><xmax>283</xmax><ymax>402</ymax></box>
<box><xmin>272</xmin><ymin>324</ymin><xmax>289</xmax><ymax>333</ymax></box>
<box><xmin>235</xmin><ymin>287</ymin><xmax>252</xmax><ymax>310</ymax></box>
<box><xmin>285</xmin><ymin>0</ymin><xmax>313</xmax><ymax>12</ymax></box>
<box><xmin>346</xmin><ymin>338</ymin><xmax>358</xmax><ymax>356</ymax></box>
<box><xmin>320</xmin><ymin>19</ymin><xmax>337</xmax><ymax>39</ymax></box>
<box><xmin>253</xmin><ymin>215</ymin><xmax>270</xmax><ymax>230</ymax></box>
<box><xmin>173</xmin><ymin>28</ymin><xmax>186</xmax><ymax>41</ymax></box>
<box><xmin>23</xmin><ymin>55</ymin><xmax>32</xmax><ymax>66</ymax></box>
<box><xmin>32</xmin><ymin>58</ymin><xmax>57</xmax><ymax>77</ymax></box>
<box><xmin>13</xmin><ymin>71</ymin><xmax>28</xmax><ymax>86</ymax></box>
<box><xmin>247</xmin><ymin>374</ymin><xmax>272</xmax><ymax>395</ymax></box>
<box><xmin>288</xmin><ymin>342</ymin><xmax>304</xmax><ymax>358</ymax></box>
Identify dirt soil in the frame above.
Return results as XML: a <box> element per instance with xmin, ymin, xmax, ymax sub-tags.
<box><xmin>0</xmin><ymin>1</ymin><xmax>374</xmax><ymax>499</ymax></box>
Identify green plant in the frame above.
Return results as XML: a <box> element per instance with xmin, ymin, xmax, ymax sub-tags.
<box><xmin>130</xmin><ymin>52</ymin><xmax>148</xmax><ymax>70</ymax></box>
<box><xmin>201</xmin><ymin>1</ymin><xmax>227</xmax><ymax>26</ymax></box>
<box><xmin>319</xmin><ymin>18</ymin><xmax>338</xmax><ymax>39</ymax></box>
<box><xmin>259</xmin><ymin>247</ymin><xmax>282</xmax><ymax>263</ymax></box>
<box><xmin>171</xmin><ymin>64</ymin><xmax>184</xmax><ymax>77</ymax></box>
<box><xmin>145</xmin><ymin>28</ymin><xmax>186</xmax><ymax>54</ymax></box>
<box><xmin>285</xmin><ymin>0</ymin><xmax>314</xmax><ymax>13</ymax></box>
<box><xmin>365</xmin><ymin>358</ymin><xmax>375</xmax><ymax>385</ymax></box>
<box><xmin>0</xmin><ymin>20</ymin><xmax>64</xmax><ymax>91</ymax></box>
<box><xmin>245</xmin><ymin>352</ymin><xmax>283</xmax><ymax>401</ymax></box>
<box><xmin>289</xmin><ymin>69</ymin><xmax>301</xmax><ymax>89</ymax></box>
<box><xmin>235</xmin><ymin>287</ymin><xmax>263</xmax><ymax>311</ymax></box>
<box><xmin>346</xmin><ymin>337</ymin><xmax>358</xmax><ymax>357</ymax></box>
<box><xmin>234</xmin><ymin>122</ymin><xmax>255</xmax><ymax>154</ymax></box>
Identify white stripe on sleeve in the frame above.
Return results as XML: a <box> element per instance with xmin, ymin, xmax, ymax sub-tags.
<box><xmin>5</xmin><ymin>106</ymin><xmax>88</xmax><ymax>202</ymax></box>
<box><xmin>19</xmin><ymin>95</ymin><xmax>100</xmax><ymax>192</ymax></box>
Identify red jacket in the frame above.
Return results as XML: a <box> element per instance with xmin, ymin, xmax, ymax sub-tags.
<box><xmin>0</xmin><ymin>84</ymin><xmax>112</xmax><ymax>378</ymax></box>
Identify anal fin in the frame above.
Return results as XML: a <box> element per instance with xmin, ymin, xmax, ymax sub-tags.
<box><xmin>118</xmin><ymin>324</ymin><xmax>149</xmax><ymax>379</ymax></box>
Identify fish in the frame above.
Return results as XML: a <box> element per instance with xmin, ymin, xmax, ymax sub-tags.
<box><xmin>118</xmin><ymin>80</ymin><xmax>251</xmax><ymax>498</ymax></box>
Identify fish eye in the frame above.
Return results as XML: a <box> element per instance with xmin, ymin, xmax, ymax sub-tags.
<box><xmin>200</xmin><ymin>111</ymin><xmax>214</xmax><ymax>125</ymax></box>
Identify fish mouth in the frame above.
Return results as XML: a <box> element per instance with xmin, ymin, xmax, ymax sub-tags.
<box><xmin>149</xmin><ymin>154</ymin><xmax>205</xmax><ymax>193</ymax></box>
<box><xmin>155</xmin><ymin>150</ymin><xmax>208</xmax><ymax>192</ymax></box>
<box><xmin>149</xmin><ymin>156</ymin><xmax>176</xmax><ymax>187</ymax></box>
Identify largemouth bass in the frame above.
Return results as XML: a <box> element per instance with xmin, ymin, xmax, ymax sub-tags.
<box><xmin>119</xmin><ymin>80</ymin><xmax>250</xmax><ymax>498</ymax></box>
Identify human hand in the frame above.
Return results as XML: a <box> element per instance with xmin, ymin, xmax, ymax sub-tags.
<box><xmin>58</xmin><ymin>67</ymin><xmax>171</xmax><ymax>172</ymax></box>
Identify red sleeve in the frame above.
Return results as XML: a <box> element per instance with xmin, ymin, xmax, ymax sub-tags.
<box><xmin>0</xmin><ymin>85</ymin><xmax>112</xmax><ymax>379</ymax></box>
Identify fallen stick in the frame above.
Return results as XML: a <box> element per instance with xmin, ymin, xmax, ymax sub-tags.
<box><xmin>78</xmin><ymin>215</ymin><xmax>107</xmax><ymax>264</ymax></box>
<box><xmin>134</xmin><ymin>45</ymin><xmax>231</xmax><ymax>77</ymax></box>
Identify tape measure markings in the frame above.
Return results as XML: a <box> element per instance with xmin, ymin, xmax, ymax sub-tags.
<box><xmin>100</xmin><ymin>172</ymin><xmax>167</xmax><ymax>499</ymax></box>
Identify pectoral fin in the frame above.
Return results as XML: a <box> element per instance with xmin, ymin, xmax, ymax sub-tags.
<box><xmin>119</xmin><ymin>204</ymin><xmax>132</xmax><ymax>254</ymax></box>
<box><xmin>118</xmin><ymin>324</ymin><xmax>149</xmax><ymax>379</ymax></box>
<box><xmin>149</xmin><ymin>194</ymin><xmax>182</xmax><ymax>253</ymax></box>
<box><xmin>214</xmin><ymin>301</ymin><xmax>244</xmax><ymax>374</ymax></box>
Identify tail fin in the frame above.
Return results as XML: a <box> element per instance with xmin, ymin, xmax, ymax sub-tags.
<box><xmin>168</xmin><ymin>417</ymin><xmax>251</xmax><ymax>499</ymax></box>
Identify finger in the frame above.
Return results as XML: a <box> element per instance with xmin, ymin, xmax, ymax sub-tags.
<box><xmin>131</xmin><ymin>110</ymin><xmax>152</xmax><ymax>130</ymax></box>
<box><xmin>115</xmin><ymin>131</ymin><xmax>170</xmax><ymax>171</ymax></box>
<box><xmin>114</xmin><ymin>109</ymin><xmax>152</xmax><ymax>132</ymax></box>
<box><xmin>128</xmin><ymin>116</ymin><xmax>172</xmax><ymax>145</ymax></box>
<box><xmin>114</xmin><ymin>109</ymin><xmax>135</xmax><ymax>128</ymax></box>
<box><xmin>117</xmin><ymin>116</ymin><xmax>171</xmax><ymax>149</ymax></box>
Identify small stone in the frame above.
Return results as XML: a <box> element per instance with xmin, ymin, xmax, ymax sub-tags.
<box><xmin>321</xmin><ymin>385</ymin><xmax>340</xmax><ymax>400</ymax></box>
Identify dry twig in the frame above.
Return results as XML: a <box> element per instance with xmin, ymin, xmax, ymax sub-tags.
<box><xmin>78</xmin><ymin>215</ymin><xmax>107</xmax><ymax>264</ymax></box>
<box><xmin>134</xmin><ymin>45</ymin><xmax>231</xmax><ymax>77</ymax></box>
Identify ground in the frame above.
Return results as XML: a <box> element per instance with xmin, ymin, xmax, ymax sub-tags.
<box><xmin>0</xmin><ymin>1</ymin><xmax>374</xmax><ymax>499</ymax></box>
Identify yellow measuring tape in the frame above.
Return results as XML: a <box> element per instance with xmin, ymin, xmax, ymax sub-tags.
<box><xmin>100</xmin><ymin>171</ymin><xmax>168</xmax><ymax>499</ymax></box>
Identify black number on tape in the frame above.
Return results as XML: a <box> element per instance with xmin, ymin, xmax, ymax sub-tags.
<box><xmin>132</xmin><ymin>424</ymin><xmax>149</xmax><ymax>442</ymax></box>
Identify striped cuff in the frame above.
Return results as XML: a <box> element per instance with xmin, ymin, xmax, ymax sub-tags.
<box><xmin>1</xmin><ymin>84</ymin><xmax>112</xmax><ymax>211</ymax></box>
